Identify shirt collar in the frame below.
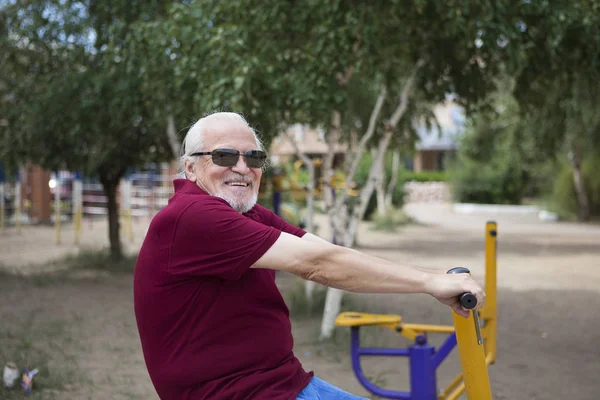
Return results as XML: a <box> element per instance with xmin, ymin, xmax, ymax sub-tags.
<box><xmin>173</xmin><ymin>178</ymin><xmax>208</xmax><ymax>195</ymax></box>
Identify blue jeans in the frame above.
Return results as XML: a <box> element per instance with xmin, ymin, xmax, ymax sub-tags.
<box><xmin>296</xmin><ymin>376</ymin><xmax>369</xmax><ymax>399</ymax></box>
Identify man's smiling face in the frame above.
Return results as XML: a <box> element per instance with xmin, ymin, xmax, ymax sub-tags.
<box><xmin>185</xmin><ymin>118</ymin><xmax>263</xmax><ymax>213</ymax></box>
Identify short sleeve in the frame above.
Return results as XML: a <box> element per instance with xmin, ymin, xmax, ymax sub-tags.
<box><xmin>250</xmin><ymin>204</ymin><xmax>306</xmax><ymax>238</ymax></box>
<box><xmin>169</xmin><ymin>198</ymin><xmax>281</xmax><ymax>280</ymax></box>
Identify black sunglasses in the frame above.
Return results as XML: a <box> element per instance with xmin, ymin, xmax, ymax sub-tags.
<box><xmin>190</xmin><ymin>148</ymin><xmax>267</xmax><ymax>168</ymax></box>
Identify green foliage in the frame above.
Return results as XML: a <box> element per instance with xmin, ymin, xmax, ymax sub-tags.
<box><xmin>551</xmin><ymin>156</ymin><xmax>600</xmax><ymax>219</ymax></box>
<box><xmin>508</xmin><ymin>1</ymin><xmax>600</xmax><ymax>164</ymax></box>
<box><xmin>352</xmin><ymin>151</ymin><xmax>407</xmax><ymax>220</ymax></box>
<box><xmin>400</xmin><ymin>170</ymin><xmax>448</xmax><ymax>183</ymax></box>
<box><xmin>0</xmin><ymin>0</ymin><xmax>179</xmax><ymax>258</ymax></box>
<box><xmin>450</xmin><ymin>151</ymin><xmax>527</xmax><ymax>205</ymax></box>
<box><xmin>370</xmin><ymin>208</ymin><xmax>414</xmax><ymax>232</ymax></box>
<box><xmin>551</xmin><ymin>163</ymin><xmax>579</xmax><ymax>219</ymax></box>
<box><xmin>1</xmin><ymin>1</ymin><xmax>174</xmax><ymax>174</ymax></box>
<box><xmin>58</xmin><ymin>249</ymin><xmax>138</xmax><ymax>274</ymax></box>
<box><xmin>448</xmin><ymin>76</ymin><xmax>555</xmax><ymax>205</ymax></box>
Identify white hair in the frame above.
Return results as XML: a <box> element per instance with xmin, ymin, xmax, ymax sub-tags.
<box><xmin>178</xmin><ymin>112</ymin><xmax>265</xmax><ymax>178</ymax></box>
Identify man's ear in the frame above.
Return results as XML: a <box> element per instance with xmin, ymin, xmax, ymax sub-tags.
<box><xmin>184</xmin><ymin>161</ymin><xmax>197</xmax><ymax>182</ymax></box>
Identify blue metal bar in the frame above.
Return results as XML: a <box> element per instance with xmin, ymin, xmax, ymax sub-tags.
<box><xmin>273</xmin><ymin>191</ymin><xmax>281</xmax><ymax>216</ymax></box>
<box><xmin>432</xmin><ymin>332</ymin><xmax>457</xmax><ymax>370</ymax></box>
<box><xmin>350</xmin><ymin>327</ymin><xmax>412</xmax><ymax>399</ymax></box>
<box><xmin>409</xmin><ymin>342</ymin><xmax>437</xmax><ymax>400</ymax></box>
<box><xmin>358</xmin><ymin>347</ymin><xmax>410</xmax><ymax>357</ymax></box>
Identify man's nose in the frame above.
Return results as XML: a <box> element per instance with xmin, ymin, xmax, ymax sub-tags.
<box><xmin>231</xmin><ymin>155</ymin><xmax>250</xmax><ymax>173</ymax></box>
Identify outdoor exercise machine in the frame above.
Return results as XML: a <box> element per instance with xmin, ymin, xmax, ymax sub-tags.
<box><xmin>336</xmin><ymin>221</ymin><xmax>498</xmax><ymax>400</ymax></box>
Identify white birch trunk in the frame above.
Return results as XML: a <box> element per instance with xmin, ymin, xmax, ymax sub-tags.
<box><xmin>385</xmin><ymin>149</ymin><xmax>401</xmax><ymax>208</ymax></box>
<box><xmin>303</xmin><ymin>163</ymin><xmax>316</xmax><ymax>303</ymax></box>
<box><xmin>282</xmin><ymin>126</ymin><xmax>318</xmax><ymax>304</ymax></box>
<box><xmin>320</xmin><ymin>61</ymin><xmax>423</xmax><ymax>340</ymax></box>
<box><xmin>166</xmin><ymin>114</ymin><xmax>180</xmax><ymax>159</ymax></box>
<box><xmin>320</xmin><ymin>96</ymin><xmax>389</xmax><ymax>340</ymax></box>
<box><xmin>373</xmin><ymin>148</ymin><xmax>387</xmax><ymax>215</ymax></box>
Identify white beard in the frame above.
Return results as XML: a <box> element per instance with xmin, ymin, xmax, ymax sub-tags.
<box><xmin>214</xmin><ymin>191</ymin><xmax>258</xmax><ymax>214</ymax></box>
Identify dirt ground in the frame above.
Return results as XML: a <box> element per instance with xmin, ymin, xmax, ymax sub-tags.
<box><xmin>0</xmin><ymin>204</ymin><xmax>599</xmax><ymax>400</ymax></box>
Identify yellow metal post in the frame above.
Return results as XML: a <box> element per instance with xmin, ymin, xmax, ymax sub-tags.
<box><xmin>127</xmin><ymin>209</ymin><xmax>134</xmax><ymax>242</ymax></box>
<box><xmin>448</xmin><ymin>267</ymin><xmax>493</xmax><ymax>400</ymax></box>
<box><xmin>484</xmin><ymin>221</ymin><xmax>498</xmax><ymax>363</ymax></box>
<box><xmin>73</xmin><ymin>206</ymin><xmax>82</xmax><ymax>244</ymax></box>
<box><xmin>451</xmin><ymin>311</ymin><xmax>492</xmax><ymax>399</ymax></box>
<box><xmin>73</xmin><ymin>176</ymin><xmax>83</xmax><ymax>245</ymax></box>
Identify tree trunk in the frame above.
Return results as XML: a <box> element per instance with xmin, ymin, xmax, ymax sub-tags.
<box><xmin>385</xmin><ymin>149</ymin><xmax>401</xmax><ymax>208</ymax></box>
<box><xmin>319</xmin><ymin>61</ymin><xmax>423</xmax><ymax>340</ymax></box>
<box><xmin>282</xmin><ymin>125</ymin><xmax>319</xmax><ymax>304</ymax></box>
<box><xmin>320</xmin><ymin>287</ymin><xmax>344</xmax><ymax>339</ymax></box>
<box><xmin>320</xmin><ymin>132</ymin><xmax>392</xmax><ymax>340</ymax></box>
<box><xmin>568</xmin><ymin>139</ymin><xmax>590</xmax><ymax>221</ymax></box>
<box><xmin>166</xmin><ymin>113</ymin><xmax>181</xmax><ymax>159</ymax></box>
<box><xmin>99</xmin><ymin>170</ymin><xmax>124</xmax><ymax>260</ymax></box>
<box><xmin>304</xmin><ymin>162</ymin><xmax>317</xmax><ymax>305</ymax></box>
<box><xmin>373</xmin><ymin>148</ymin><xmax>386</xmax><ymax>215</ymax></box>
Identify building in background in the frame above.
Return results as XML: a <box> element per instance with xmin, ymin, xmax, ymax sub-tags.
<box><xmin>412</xmin><ymin>102</ymin><xmax>465</xmax><ymax>172</ymax></box>
<box><xmin>268</xmin><ymin>102</ymin><xmax>465</xmax><ymax>173</ymax></box>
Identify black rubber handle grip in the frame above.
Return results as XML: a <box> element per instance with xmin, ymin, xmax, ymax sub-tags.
<box><xmin>459</xmin><ymin>293</ymin><xmax>477</xmax><ymax>309</ymax></box>
<box><xmin>447</xmin><ymin>267</ymin><xmax>477</xmax><ymax>309</ymax></box>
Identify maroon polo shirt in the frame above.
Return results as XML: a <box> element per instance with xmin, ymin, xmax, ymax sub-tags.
<box><xmin>133</xmin><ymin>179</ymin><xmax>313</xmax><ymax>400</ymax></box>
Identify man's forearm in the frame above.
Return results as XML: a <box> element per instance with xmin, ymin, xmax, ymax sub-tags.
<box><xmin>305</xmin><ymin>243</ymin><xmax>431</xmax><ymax>295</ymax></box>
<box><xmin>301</xmin><ymin>232</ymin><xmax>432</xmax><ymax>294</ymax></box>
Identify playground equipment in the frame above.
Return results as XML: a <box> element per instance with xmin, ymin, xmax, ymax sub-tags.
<box><xmin>72</xmin><ymin>171</ymin><xmax>83</xmax><ymax>244</ymax></box>
<box><xmin>270</xmin><ymin>158</ymin><xmax>361</xmax><ymax>217</ymax></box>
<box><xmin>336</xmin><ymin>221</ymin><xmax>498</xmax><ymax>400</ymax></box>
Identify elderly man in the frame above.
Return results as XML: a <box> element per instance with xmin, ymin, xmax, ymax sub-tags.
<box><xmin>133</xmin><ymin>112</ymin><xmax>485</xmax><ymax>400</ymax></box>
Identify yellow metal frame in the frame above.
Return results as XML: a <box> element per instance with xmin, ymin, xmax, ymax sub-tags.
<box><xmin>336</xmin><ymin>312</ymin><xmax>456</xmax><ymax>342</ymax></box>
<box><xmin>119</xmin><ymin>209</ymin><xmax>134</xmax><ymax>243</ymax></box>
<box><xmin>437</xmin><ymin>221</ymin><xmax>497</xmax><ymax>400</ymax></box>
<box><xmin>336</xmin><ymin>221</ymin><xmax>498</xmax><ymax>400</ymax></box>
<box><xmin>73</xmin><ymin>205</ymin><xmax>83</xmax><ymax>244</ymax></box>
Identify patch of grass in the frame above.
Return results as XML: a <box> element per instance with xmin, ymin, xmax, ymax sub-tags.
<box><xmin>284</xmin><ymin>280</ymin><xmax>329</xmax><ymax>319</ymax></box>
<box><xmin>284</xmin><ymin>279</ymin><xmax>364</xmax><ymax>320</ymax></box>
<box><xmin>370</xmin><ymin>208</ymin><xmax>414</xmax><ymax>232</ymax></box>
<box><xmin>0</xmin><ymin>317</ymin><xmax>79</xmax><ymax>399</ymax></box>
<box><xmin>0</xmin><ymin>249</ymin><xmax>138</xmax><ymax>284</ymax></box>
<box><xmin>55</xmin><ymin>248</ymin><xmax>138</xmax><ymax>274</ymax></box>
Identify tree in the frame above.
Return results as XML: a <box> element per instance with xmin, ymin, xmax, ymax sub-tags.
<box><xmin>305</xmin><ymin>3</ymin><xmax>508</xmax><ymax>339</ymax></box>
<box><xmin>505</xmin><ymin>0</ymin><xmax>600</xmax><ymax>220</ymax></box>
<box><xmin>1</xmin><ymin>0</ymin><xmax>175</xmax><ymax>259</ymax></box>
<box><xmin>130</xmin><ymin>0</ymin><xmax>510</xmax><ymax>338</ymax></box>
<box><xmin>281</xmin><ymin>127</ymin><xmax>319</xmax><ymax>305</ymax></box>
